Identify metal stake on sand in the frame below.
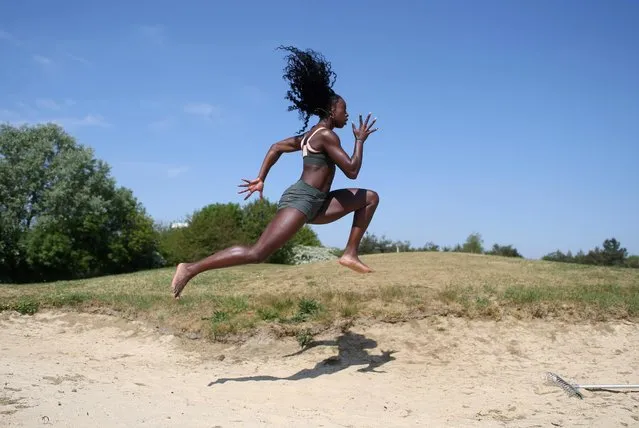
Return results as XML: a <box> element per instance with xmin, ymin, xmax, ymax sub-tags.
<box><xmin>545</xmin><ymin>372</ymin><xmax>639</xmax><ymax>399</ymax></box>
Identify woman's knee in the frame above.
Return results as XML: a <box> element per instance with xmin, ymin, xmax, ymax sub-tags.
<box><xmin>246</xmin><ymin>246</ymin><xmax>271</xmax><ymax>264</ymax></box>
<box><xmin>366</xmin><ymin>189</ymin><xmax>380</xmax><ymax>207</ymax></box>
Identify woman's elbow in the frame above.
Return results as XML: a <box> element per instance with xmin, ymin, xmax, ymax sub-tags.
<box><xmin>345</xmin><ymin>169</ymin><xmax>359</xmax><ymax>180</ymax></box>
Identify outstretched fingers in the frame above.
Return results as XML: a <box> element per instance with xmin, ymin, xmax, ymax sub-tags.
<box><xmin>237</xmin><ymin>184</ymin><xmax>252</xmax><ymax>198</ymax></box>
<box><xmin>362</xmin><ymin>113</ymin><xmax>377</xmax><ymax>133</ymax></box>
<box><xmin>238</xmin><ymin>178</ymin><xmax>250</xmax><ymax>190</ymax></box>
<box><xmin>238</xmin><ymin>188</ymin><xmax>261</xmax><ymax>200</ymax></box>
<box><xmin>237</xmin><ymin>178</ymin><xmax>264</xmax><ymax>200</ymax></box>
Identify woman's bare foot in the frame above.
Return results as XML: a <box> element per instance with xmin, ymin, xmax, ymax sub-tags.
<box><xmin>171</xmin><ymin>263</ymin><xmax>192</xmax><ymax>299</ymax></box>
<box><xmin>338</xmin><ymin>254</ymin><xmax>373</xmax><ymax>273</ymax></box>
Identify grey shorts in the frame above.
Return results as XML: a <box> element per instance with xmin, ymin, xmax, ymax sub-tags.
<box><xmin>277</xmin><ymin>179</ymin><xmax>328</xmax><ymax>222</ymax></box>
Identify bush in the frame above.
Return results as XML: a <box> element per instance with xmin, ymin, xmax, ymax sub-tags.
<box><xmin>542</xmin><ymin>250</ymin><xmax>573</xmax><ymax>263</ymax></box>
<box><xmin>626</xmin><ymin>255</ymin><xmax>639</xmax><ymax>269</ymax></box>
<box><xmin>486</xmin><ymin>244</ymin><xmax>523</xmax><ymax>258</ymax></box>
<box><xmin>455</xmin><ymin>233</ymin><xmax>484</xmax><ymax>254</ymax></box>
<box><xmin>290</xmin><ymin>246</ymin><xmax>338</xmax><ymax>265</ymax></box>
<box><xmin>358</xmin><ymin>232</ymin><xmax>412</xmax><ymax>254</ymax></box>
<box><xmin>584</xmin><ymin>238</ymin><xmax>628</xmax><ymax>267</ymax></box>
<box><xmin>542</xmin><ymin>238</ymin><xmax>636</xmax><ymax>268</ymax></box>
<box><xmin>156</xmin><ymin>223</ymin><xmax>187</xmax><ymax>266</ymax></box>
<box><xmin>290</xmin><ymin>225</ymin><xmax>322</xmax><ymax>247</ymax></box>
<box><xmin>240</xmin><ymin>199</ymin><xmax>292</xmax><ymax>264</ymax></box>
<box><xmin>420</xmin><ymin>241</ymin><xmax>440</xmax><ymax>252</ymax></box>
<box><xmin>184</xmin><ymin>203</ymin><xmax>248</xmax><ymax>261</ymax></box>
<box><xmin>158</xmin><ymin>198</ymin><xmax>323</xmax><ymax>266</ymax></box>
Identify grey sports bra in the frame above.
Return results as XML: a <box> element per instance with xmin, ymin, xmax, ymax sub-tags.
<box><xmin>301</xmin><ymin>127</ymin><xmax>333</xmax><ymax>167</ymax></box>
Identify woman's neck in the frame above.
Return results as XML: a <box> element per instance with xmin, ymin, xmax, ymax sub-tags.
<box><xmin>317</xmin><ymin>117</ymin><xmax>334</xmax><ymax>129</ymax></box>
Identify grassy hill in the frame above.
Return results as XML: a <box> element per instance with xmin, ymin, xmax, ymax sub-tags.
<box><xmin>1</xmin><ymin>252</ymin><xmax>638</xmax><ymax>343</ymax></box>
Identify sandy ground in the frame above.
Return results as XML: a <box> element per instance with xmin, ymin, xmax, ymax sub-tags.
<box><xmin>1</xmin><ymin>311</ymin><xmax>638</xmax><ymax>427</ymax></box>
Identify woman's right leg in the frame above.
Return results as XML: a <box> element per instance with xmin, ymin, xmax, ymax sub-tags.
<box><xmin>309</xmin><ymin>188</ymin><xmax>380</xmax><ymax>273</ymax></box>
<box><xmin>171</xmin><ymin>207</ymin><xmax>308</xmax><ymax>298</ymax></box>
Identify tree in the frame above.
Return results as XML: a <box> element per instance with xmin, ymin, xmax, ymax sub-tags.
<box><xmin>160</xmin><ymin>198</ymin><xmax>323</xmax><ymax>266</ymax></box>
<box><xmin>289</xmin><ymin>225</ymin><xmax>322</xmax><ymax>247</ymax></box>
<box><xmin>179</xmin><ymin>202</ymin><xmax>248</xmax><ymax>262</ymax></box>
<box><xmin>358</xmin><ymin>232</ymin><xmax>399</xmax><ymax>254</ymax></box>
<box><xmin>357</xmin><ymin>232</ymin><xmax>418</xmax><ymax>254</ymax></box>
<box><xmin>240</xmin><ymin>199</ymin><xmax>292</xmax><ymax>264</ymax></box>
<box><xmin>240</xmin><ymin>199</ymin><xmax>321</xmax><ymax>263</ymax></box>
<box><xmin>486</xmin><ymin>244</ymin><xmax>523</xmax><ymax>258</ymax></box>
<box><xmin>542</xmin><ymin>250</ymin><xmax>570</xmax><ymax>263</ymax></box>
<box><xmin>0</xmin><ymin>123</ymin><xmax>161</xmax><ymax>283</ymax></box>
<box><xmin>542</xmin><ymin>238</ymin><xmax>632</xmax><ymax>268</ymax></box>
<box><xmin>454</xmin><ymin>233</ymin><xmax>484</xmax><ymax>254</ymax></box>
<box><xmin>584</xmin><ymin>238</ymin><xmax>628</xmax><ymax>266</ymax></box>
<box><xmin>156</xmin><ymin>222</ymin><xmax>189</xmax><ymax>266</ymax></box>
<box><xmin>421</xmin><ymin>241</ymin><xmax>440</xmax><ymax>252</ymax></box>
<box><xmin>626</xmin><ymin>255</ymin><xmax>639</xmax><ymax>269</ymax></box>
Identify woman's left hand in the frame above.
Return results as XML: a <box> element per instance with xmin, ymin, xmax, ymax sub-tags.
<box><xmin>238</xmin><ymin>177</ymin><xmax>264</xmax><ymax>200</ymax></box>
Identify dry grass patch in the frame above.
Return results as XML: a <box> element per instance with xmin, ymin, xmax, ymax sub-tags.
<box><xmin>1</xmin><ymin>252</ymin><xmax>638</xmax><ymax>342</ymax></box>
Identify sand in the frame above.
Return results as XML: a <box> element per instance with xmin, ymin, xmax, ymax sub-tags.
<box><xmin>1</xmin><ymin>310</ymin><xmax>638</xmax><ymax>427</ymax></box>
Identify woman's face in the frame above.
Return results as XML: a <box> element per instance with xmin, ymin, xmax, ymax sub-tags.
<box><xmin>331</xmin><ymin>96</ymin><xmax>348</xmax><ymax>128</ymax></box>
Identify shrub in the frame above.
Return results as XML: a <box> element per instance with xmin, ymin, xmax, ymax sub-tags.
<box><xmin>158</xmin><ymin>198</ymin><xmax>323</xmax><ymax>266</ymax></box>
<box><xmin>486</xmin><ymin>244</ymin><xmax>523</xmax><ymax>258</ymax></box>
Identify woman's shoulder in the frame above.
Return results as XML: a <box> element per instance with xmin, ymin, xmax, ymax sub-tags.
<box><xmin>303</xmin><ymin>126</ymin><xmax>339</xmax><ymax>147</ymax></box>
<box><xmin>314</xmin><ymin>126</ymin><xmax>339</xmax><ymax>142</ymax></box>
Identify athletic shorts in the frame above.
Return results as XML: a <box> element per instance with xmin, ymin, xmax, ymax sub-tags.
<box><xmin>277</xmin><ymin>179</ymin><xmax>328</xmax><ymax>223</ymax></box>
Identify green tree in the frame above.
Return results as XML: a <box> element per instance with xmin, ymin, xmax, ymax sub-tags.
<box><xmin>240</xmin><ymin>199</ymin><xmax>321</xmax><ymax>264</ymax></box>
<box><xmin>626</xmin><ymin>255</ymin><xmax>639</xmax><ymax>269</ymax></box>
<box><xmin>156</xmin><ymin>222</ymin><xmax>189</xmax><ymax>266</ymax></box>
<box><xmin>0</xmin><ymin>123</ymin><xmax>161</xmax><ymax>282</ymax></box>
<box><xmin>420</xmin><ymin>241</ymin><xmax>440</xmax><ymax>252</ymax></box>
<box><xmin>584</xmin><ymin>238</ymin><xmax>628</xmax><ymax>266</ymax></box>
<box><xmin>456</xmin><ymin>232</ymin><xmax>484</xmax><ymax>254</ymax></box>
<box><xmin>542</xmin><ymin>238</ymin><xmax>633</xmax><ymax>268</ymax></box>
<box><xmin>542</xmin><ymin>250</ymin><xmax>569</xmax><ymax>262</ymax></box>
<box><xmin>179</xmin><ymin>202</ymin><xmax>248</xmax><ymax>262</ymax></box>
<box><xmin>358</xmin><ymin>232</ymin><xmax>406</xmax><ymax>254</ymax></box>
<box><xmin>486</xmin><ymin>243</ymin><xmax>523</xmax><ymax>258</ymax></box>
<box><xmin>290</xmin><ymin>225</ymin><xmax>322</xmax><ymax>247</ymax></box>
<box><xmin>162</xmin><ymin>198</ymin><xmax>323</xmax><ymax>266</ymax></box>
<box><xmin>240</xmin><ymin>199</ymin><xmax>290</xmax><ymax>263</ymax></box>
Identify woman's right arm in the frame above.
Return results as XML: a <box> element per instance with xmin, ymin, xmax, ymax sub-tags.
<box><xmin>256</xmin><ymin>135</ymin><xmax>303</xmax><ymax>182</ymax></box>
<box><xmin>238</xmin><ymin>135</ymin><xmax>303</xmax><ymax>200</ymax></box>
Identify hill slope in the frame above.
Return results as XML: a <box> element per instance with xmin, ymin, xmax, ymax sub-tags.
<box><xmin>1</xmin><ymin>252</ymin><xmax>638</xmax><ymax>341</ymax></box>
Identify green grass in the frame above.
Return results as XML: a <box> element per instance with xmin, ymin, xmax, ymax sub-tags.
<box><xmin>1</xmin><ymin>252</ymin><xmax>638</xmax><ymax>342</ymax></box>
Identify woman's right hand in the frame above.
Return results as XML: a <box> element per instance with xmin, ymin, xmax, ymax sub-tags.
<box><xmin>238</xmin><ymin>177</ymin><xmax>264</xmax><ymax>200</ymax></box>
<box><xmin>352</xmin><ymin>113</ymin><xmax>378</xmax><ymax>143</ymax></box>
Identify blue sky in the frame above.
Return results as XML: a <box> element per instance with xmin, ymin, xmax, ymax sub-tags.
<box><xmin>1</xmin><ymin>0</ymin><xmax>637</xmax><ymax>259</ymax></box>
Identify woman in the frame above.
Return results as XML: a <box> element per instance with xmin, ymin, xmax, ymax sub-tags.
<box><xmin>171</xmin><ymin>46</ymin><xmax>380</xmax><ymax>299</ymax></box>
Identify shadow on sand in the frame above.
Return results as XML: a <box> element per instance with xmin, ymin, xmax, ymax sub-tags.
<box><xmin>208</xmin><ymin>331</ymin><xmax>396</xmax><ymax>386</ymax></box>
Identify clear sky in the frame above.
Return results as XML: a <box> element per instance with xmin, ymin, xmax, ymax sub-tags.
<box><xmin>1</xmin><ymin>0</ymin><xmax>637</xmax><ymax>259</ymax></box>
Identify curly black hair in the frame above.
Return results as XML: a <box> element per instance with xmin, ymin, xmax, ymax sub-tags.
<box><xmin>278</xmin><ymin>45</ymin><xmax>339</xmax><ymax>133</ymax></box>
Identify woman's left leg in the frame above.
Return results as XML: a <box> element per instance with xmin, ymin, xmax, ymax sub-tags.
<box><xmin>170</xmin><ymin>207</ymin><xmax>308</xmax><ymax>298</ymax></box>
<box><xmin>309</xmin><ymin>187</ymin><xmax>380</xmax><ymax>273</ymax></box>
